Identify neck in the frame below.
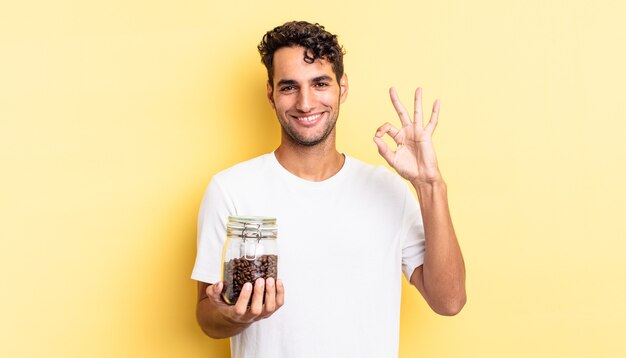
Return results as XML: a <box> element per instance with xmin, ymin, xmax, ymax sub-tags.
<box><xmin>274</xmin><ymin>133</ymin><xmax>345</xmax><ymax>182</ymax></box>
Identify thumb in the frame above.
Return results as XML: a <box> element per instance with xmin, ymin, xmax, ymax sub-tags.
<box><xmin>373</xmin><ymin>136</ymin><xmax>395</xmax><ymax>166</ymax></box>
<box><xmin>207</xmin><ymin>281</ymin><xmax>224</xmax><ymax>301</ymax></box>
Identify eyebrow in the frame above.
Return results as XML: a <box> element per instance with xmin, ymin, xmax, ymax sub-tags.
<box><xmin>276</xmin><ymin>79</ymin><xmax>298</xmax><ymax>87</ymax></box>
<box><xmin>276</xmin><ymin>75</ymin><xmax>335</xmax><ymax>87</ymax></box>
<box><xmin>312</xmin><ymin>75</ymin><xmax>333</xmax><ymax>83</ymax></box>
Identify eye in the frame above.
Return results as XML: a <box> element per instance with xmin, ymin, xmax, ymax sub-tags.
<box><xmin>279</xmin><ymin>85</ymin><xmax>296</xmax><ymax>92</ymax></box>
<box><xmin>314</xmin><ymin>82</ymin><xmax>330</xmax><ymax>88</ymax></box>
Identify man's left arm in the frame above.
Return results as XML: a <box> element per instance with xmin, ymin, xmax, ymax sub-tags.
<box><xmin>374</xmin><ymin>87</ymin><xmax>466</xmax><ymax>316</ymax></box>
<box><xmin>410</xmin><ymin>179</ymin><xmax>466</xmax><ymax>316</ymax></box>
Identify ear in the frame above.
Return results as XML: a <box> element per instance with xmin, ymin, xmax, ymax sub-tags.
<box><xmin>266</xmin><ymin>81</ymin><xmax>275</xmax><ymax>109</ymax></box>
<box><xmin>339</xmin><ymin>73</ymin><xmax>349</xmax><ymax>103</ymax></box>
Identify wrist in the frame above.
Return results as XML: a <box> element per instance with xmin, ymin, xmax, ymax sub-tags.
<box><xmin>410</xmin><ymin>176</ymin><xmax>446</xmax><ymax>189</ymax></box>
<box><xmin>411</xmin><ymin>177</ymin><xmax>447</xmax><ymax>200</ymax></box>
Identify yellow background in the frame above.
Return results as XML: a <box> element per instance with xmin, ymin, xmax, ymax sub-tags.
<box><xmin>2</xmin><ymin>0</ymin><xmax>625</xmax><ymax>356</ymax></box>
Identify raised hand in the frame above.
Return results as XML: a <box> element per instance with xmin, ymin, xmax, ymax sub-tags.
<box><xmin>373</xmin><ymin>87</ymin><xmax>443</xmax><ymax>184</ymax></box>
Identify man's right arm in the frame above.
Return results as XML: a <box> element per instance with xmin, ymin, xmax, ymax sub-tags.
<box><xmin>196</xmin><ymin>278</ymin><xmax>285</xmax><ymax>339</ymax></box>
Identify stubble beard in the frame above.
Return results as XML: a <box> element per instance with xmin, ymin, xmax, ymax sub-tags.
<box><xmin>278</xmin><ymin>107</ymin><xmax>340</xmax><ymax>147</ymax></box>
<box><xmin>276</xmin><ymin>103</ymin><xmax>339</xmax><ymax>147</ymax></box>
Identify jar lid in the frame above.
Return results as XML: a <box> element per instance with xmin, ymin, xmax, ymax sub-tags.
<box><xmin>227</xmin><ymin>216</ymin><xmax>276</xmax><ymax>229</ymax></box>
<box><xmin>227</xmin><ymin>216</ymin><xmax>277</xmax><ymax>239</ymax></box>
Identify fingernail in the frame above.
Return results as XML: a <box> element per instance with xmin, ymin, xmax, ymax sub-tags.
<box><xmin>245</xmin><ymin>282</ymin><xmax>252</xmax><ymax>291</ymax></box>
<box><xmin>267</xmin><ymin>277</ymin><xmax>275</xmax><ymax>287</ymax></box>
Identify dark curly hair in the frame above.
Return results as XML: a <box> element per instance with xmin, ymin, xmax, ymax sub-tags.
<box><xmin>258</xmin><ymin>21</ymin><xmax>345</xmax><ymax>87</ymax></box>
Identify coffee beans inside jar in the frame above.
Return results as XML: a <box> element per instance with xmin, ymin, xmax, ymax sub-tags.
<box><xmin>222</xmin><ymin>254</ymin><xmax>278</xmax><ymax>304</ymax></box>
<box><xmin>222</xmin><ymin>216</ymin><xmax>278</xmax><ymax>305</ymax></box>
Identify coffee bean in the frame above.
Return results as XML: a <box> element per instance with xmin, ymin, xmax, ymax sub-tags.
<box><xmin>222</xmin><ymin>254</ymin><xmax>278</xmax><ymax>304</ymax></box>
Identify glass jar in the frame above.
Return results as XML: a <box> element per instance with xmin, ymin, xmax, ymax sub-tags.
<box><xmin>221</xmin><ymin>216</ymin><xmax>278</xmax><ymax>305</ymax></box>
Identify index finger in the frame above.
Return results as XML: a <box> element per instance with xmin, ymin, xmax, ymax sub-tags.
<box><xmin>233</xmin><ymin>282</ymin><xmax>253</xmax><ymax>317</ymax></box>
<box><xmin>390</xmin><ymin>87</ymin><xmax>412</xmax><ymax>127</ymax></box>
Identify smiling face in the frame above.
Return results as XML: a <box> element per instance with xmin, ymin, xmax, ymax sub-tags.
<box><xmin>267</xmin><ymin>46</ymin><xmax>348</xmax><ymax>147</ymax></box>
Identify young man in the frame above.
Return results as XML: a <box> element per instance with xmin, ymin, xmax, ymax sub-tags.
<box><xmin>192</xmin><ymin>21</ymin><xmax>466</xmax><ymax>357</ymax></box>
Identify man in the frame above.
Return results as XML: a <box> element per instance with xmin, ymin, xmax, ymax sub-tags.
<box><xmin>192</xmin><ymin>21</ymin><xmax>466</xmax><ymax>357</ymax></box>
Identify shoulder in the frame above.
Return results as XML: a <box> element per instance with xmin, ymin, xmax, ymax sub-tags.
<box><xmin>345</xmin><ymin>155</ymin><xmax>406</xmax><ymax>188</ymax></box>
<box><xmin>211</xmin><ymin>153</ymin><xmax>273</xmax><ymax>184</ymax></box>
<box><xmin>199</xmin><ymin>153</ymin><xmax>275</xmax><ymax>205</ymax></box>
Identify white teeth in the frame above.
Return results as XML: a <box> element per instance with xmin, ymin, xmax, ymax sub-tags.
<box><xmin>297</xmin><ymin>114</ymin><xmax>321</xmax><ymax>122</ymax></box>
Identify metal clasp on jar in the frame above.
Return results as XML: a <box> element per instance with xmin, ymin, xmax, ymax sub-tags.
<box><xmin>241</xmin><ymin>223</ymin><xmax>262</xmax><ymax>260</ymax></box>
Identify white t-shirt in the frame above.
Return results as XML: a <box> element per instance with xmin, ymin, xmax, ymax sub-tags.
<box><xmin>192</xmin><ymin>153</ymin><xmax>425</xmax><ymax>358</ymax></box>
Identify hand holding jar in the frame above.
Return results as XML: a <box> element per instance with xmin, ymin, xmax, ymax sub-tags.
<box><xmin>204</xmin><ymin>216</ymin><xmax>284</xmax><ymax>324</ymax></box>
<box><xmin>204</xmin><ymin>276</ymin><xmax>284</xmax><ymax>324</ymax></box>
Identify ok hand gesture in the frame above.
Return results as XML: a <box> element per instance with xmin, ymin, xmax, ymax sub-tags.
<box><xmin>373</xmin><ymin>87</ymin><xmax>443</xmax><ymax>185</ymax></box>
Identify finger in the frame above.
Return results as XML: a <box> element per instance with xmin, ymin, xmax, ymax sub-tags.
<box><xmin>373</xmin><ymin>136</ymin><xmax>395</xmax><ymax>166</ymax></box>
<box><xmin>375</xmin><ymin>122</ymin><xmax>402</xmax><ymax>143</ymax></box>
<box><xmin>263</xmin><ymin>277</ymin><xmax>277</xmax><ymax>315</ymax></box>
<box><xmin>275</xmin><ymin>278</ymin><xmax>285</xmax><ymax>308</ymax></box>
<box><xmin>389</xmin><ymin>87</ymin><xmax>412</xmax><ymax>126</ymax></box>
<box><xmin>233</xmin><ymin>282</ymin><xmax>253</xmax><ymax>317</ymax></box>
<box><xmin>427</xmin><ymin>99</ymin><xmax>441</xmax><ymax>132</ymax></box>
<box><xmin>249</xmin><ymin>278</ymin><xmax>265</xmax><ymax>316</ymax></box>
<box><xmin>414</xmin><ymin>87</ymin><xmax>423</xmax><ymax>128</ymax></box>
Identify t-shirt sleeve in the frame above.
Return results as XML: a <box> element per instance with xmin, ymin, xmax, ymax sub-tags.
<box><xmin>191</xmin><ymin>177</ymin><xmax>234</xmax><ymax>284</ymax></box>
<box><xmin>399</xmin><ymin>185</ymin><xmax>426</xmax><ymax>281</ymax></box>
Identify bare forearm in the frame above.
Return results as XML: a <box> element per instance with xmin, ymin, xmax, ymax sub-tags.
<box><xmin>196</xmin><ymin>296</ymin><xmax>250</xmax><ymax>339</ymax></box>
<box><xmin>412</xmin><ymin>179</ymin><xmax>466</xmax><ymax>315</ymax></box>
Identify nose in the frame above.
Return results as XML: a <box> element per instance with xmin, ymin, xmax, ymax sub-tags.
<box><xmin>296</xmin><ymin>87</ymin><xmax>312</xmax><ymax>112</ymax></box>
